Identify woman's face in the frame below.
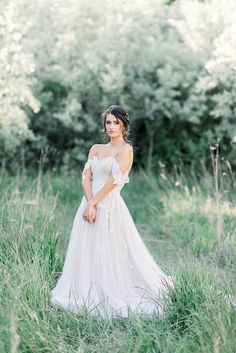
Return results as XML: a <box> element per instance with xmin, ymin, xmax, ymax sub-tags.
<box><xmin>105</xmin><ymin>113</ymin><xmax>123</xmax><ymax>138</ymax></box>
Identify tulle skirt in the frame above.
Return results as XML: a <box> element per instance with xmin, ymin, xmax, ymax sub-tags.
<box><xmin>50</xmin><ymin>190</ymin><xmax>174</xmax><ymax>319</ymax></box>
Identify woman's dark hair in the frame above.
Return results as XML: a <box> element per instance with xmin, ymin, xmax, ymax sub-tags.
<box><xmin>101</xmin><ymin>105</ymin><xmax>131</xmax><ymax>143</ymax></box>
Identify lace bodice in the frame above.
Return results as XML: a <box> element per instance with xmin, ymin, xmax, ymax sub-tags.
<box><xmin>82</xmin><ymin>155</ymin><xmax>130</xmax><ymax>194</ymax></box>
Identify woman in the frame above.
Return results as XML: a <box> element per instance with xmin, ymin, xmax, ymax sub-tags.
<box><xmin>50</xmin><ymin>105</ymin><xmax>174</xmax><ymax>319</ymax></box>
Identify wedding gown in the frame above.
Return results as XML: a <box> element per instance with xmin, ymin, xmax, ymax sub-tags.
<box><xmin>50</xmin><ymin>155</ymin><xmax>174</xmax><ymax>319</ymax></box>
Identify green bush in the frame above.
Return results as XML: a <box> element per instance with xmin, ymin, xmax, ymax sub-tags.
<box><xmin>1</xmin><ymin>0</ymin><xmax>236</xmax><ymax>171</ymax></box>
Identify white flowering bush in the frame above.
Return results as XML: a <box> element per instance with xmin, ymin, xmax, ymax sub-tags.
<box><xmin>170</xmin><ymin>0</ymin><xmax>236</xmax><ymax>162</ymax></box>
<box><xmin>1</xmin><ymin>0</ymin><xmax>235</xmax><ymax>169</ymax></box>
<box><xmin>0</xmin><ymin>3</ymin><xmax>40</xmax><ymax>155</ymax></box>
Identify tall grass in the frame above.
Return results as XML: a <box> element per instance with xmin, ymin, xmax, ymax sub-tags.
<box><xmin>0</xmin><ymin>157</ymin><xmax>236</xmax><ymax>353</ymax></box>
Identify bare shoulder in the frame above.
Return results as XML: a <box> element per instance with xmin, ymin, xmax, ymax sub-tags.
<box><xmin>90</xmin><ymin>143</ymin><xmax>107</xmax><ymax>151</ymax></box>
<box><xmin>118</xmin><ymin>143</ymin><xmax>133</xmax><ymax>164</ymax></box>
<box><xmin>88</xmin><ymin>144</ymin><xmax>101</xmax><ymax>158</ymax></box>
<box><xmin>116</xmin><ymin>143</ymin><xmax>133</xmax><ymax>173</ymax></box>
<box><xmin>120</xmin><ymin>143</ymin><xmax>133</xmax><ymax>156</ymax></box>
<box><xmin>89</xmin><ymin>144</ymin><xmax>99</xmax><ymax>151</ymax></box>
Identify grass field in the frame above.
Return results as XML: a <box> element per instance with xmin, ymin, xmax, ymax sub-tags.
<box><xmin>0</xmin><ymin>162</ymin><xmax>236</xmax><ymax>353</ymax></box>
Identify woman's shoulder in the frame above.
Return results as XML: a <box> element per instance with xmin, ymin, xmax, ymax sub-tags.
<box><xmin>87</xmin><ymin>144</ymin><xmax>106</xmax><ymax>158</ymax></box>
<box><xmin>89</xmin><ymin>143</ymin><xmax>133</xmax><ymax>155</ymax></box>
<box><xmin>121</xmin><ymin>143</ymin><xmax>133</xmax><ymax>154</ymax></box>
<box><xmin>89</xmin><ymin>143</ymin><xmax>105</xmax><ymax>152</ymax></box>
<box><xmin>118</xmin><ymin>143</ymin><xmax>133</xmax><ymax>161</ymax></box>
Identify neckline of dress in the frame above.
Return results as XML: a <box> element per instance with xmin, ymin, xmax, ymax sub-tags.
<box><xmin>94</xmin><ymin>143</ymin><xmax>129</xmax><ymax>162</ymax></box>
<box><xmin>87</xmin><ymin>155</ymin><xmax>129</xmax><ymax>175</ymax></box>
<box><xmin>89</xmin><ymin>155</ymin><xmax>117</xmax><ymax>162</ymax></box>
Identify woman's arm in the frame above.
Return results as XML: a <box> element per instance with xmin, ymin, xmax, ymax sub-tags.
<box><xmin>81</xmin><ymin>144</ymin><xmax>98</xmax><ymax>202</ymax></box>
<box><xmin>87</xmin><ymin>144</ymin><xmax>133</xmax><ymax>208</ymax></box>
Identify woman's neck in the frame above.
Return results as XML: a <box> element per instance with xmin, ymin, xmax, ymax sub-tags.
<box><xmin>108</xmin><ymin>137</ymin><xmax>126</xmax><ymax>147</ymax></box>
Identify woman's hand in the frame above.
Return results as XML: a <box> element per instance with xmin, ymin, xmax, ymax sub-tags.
<box><xmin>89</xmin><ymin>206</ymin><xmax>97</xmax><ymax>223</ymax></box>
<box><xmin>83</xmin><ymin>202</ymin><xmax>97</xmax><ymax>223</ymax></box>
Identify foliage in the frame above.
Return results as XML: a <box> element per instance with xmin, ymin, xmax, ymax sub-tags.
<box><xmin>0</xmin><ymin>3</ymin><xmax>40</xmax><ymax>156</ymax></box>
<box><xmin>0</xmin><ymin>0</ymin><xmax>236</xmax><ymax>171</ymax></box>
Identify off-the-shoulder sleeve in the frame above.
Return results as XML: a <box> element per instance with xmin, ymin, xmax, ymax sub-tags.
<box><xmin>82</xmin><ymin>159</ymin><xmax>92</xmax><ymax>180</ymax></box>
<box><xmin>111</xmin><ymin>159</ymin><xmax>129</xmax><ymax>186</ymax></box>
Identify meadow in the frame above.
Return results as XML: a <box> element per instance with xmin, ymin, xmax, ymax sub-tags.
<box><xmin>2</xmin><ymin>0</ymin><xmax>236</xmax><ymax>351</ymax></box>
<box><xmin>0</xmin><ymin>159</ymin><xmax>236</xmax><ymax>353</ymax></box>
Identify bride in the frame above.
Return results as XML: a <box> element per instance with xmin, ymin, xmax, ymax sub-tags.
<box><xmin>50</xmin><ymin>104</ymin><xmax>174</xmax><ymax>319</ymax></box>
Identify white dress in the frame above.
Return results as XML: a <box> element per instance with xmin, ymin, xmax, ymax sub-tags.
<box><xmin>50</xmin><ymin>155</ymin><xmax>174</xmax><ymax>319</ymax></box>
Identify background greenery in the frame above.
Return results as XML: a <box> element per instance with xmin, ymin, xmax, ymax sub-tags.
<box><xmin>1</xmin><ymin>1</ymin><xmax>236</xmax><ymax>352</ymax></box>
<box><xmin>1</xmin><ymin>160</ymin><xmax>235</xmax><ymax>353</ymax></box>
<box><xmin>1</xmin><ymin>0</ymin><xmax>236</xmax><ymax>172</ymax></box>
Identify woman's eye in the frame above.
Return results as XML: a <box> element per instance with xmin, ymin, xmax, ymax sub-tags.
<box><xmin>106</xmin><ymin>120</ymin><xmax>119</xmax><ymax>125</ymax></box>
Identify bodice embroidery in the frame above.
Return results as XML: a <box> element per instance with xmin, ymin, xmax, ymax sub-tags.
<box><xmin>82</xmin><ymin>155</ymin><xmax>129</xmax><ymax>186</ymax></box>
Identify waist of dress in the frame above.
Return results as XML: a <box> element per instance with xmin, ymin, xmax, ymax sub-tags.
<box><xmin>92</xmin><ymin>182</ymin><xmax>122</xmax><ymax>195</ymax></box>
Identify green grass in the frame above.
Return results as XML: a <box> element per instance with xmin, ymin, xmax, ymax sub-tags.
<box><xmin>0</xmin><ymin>165</ymin><xmax>236</xmax><ymax>353</ymax></box>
